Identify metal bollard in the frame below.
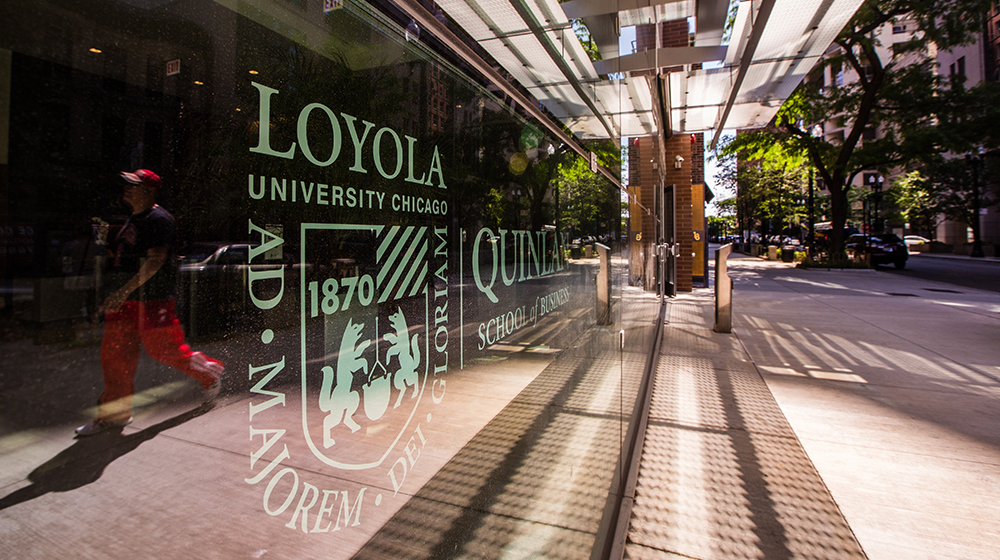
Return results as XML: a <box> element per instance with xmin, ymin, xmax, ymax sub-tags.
<box><xmin>715</xmin><ymin>244</ymin><xmax>732</xmax><ymax>333</ymax></box>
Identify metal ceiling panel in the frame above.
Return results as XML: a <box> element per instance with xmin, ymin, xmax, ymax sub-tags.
<box><xmin>591</xmin><ymin>79</ymin><xmax>655</xmax><ymax>137</ymax></box>
<box><xmin>459</xmin><ymin>0</ymin><xmax>528</xmax><ymax>38</ymax></box>
<box><xmin>706</xmin><ymin>0</ymin><xmax>865</xmax><ymax>137</ymax></box>
<box><xmin>727</xmin><ymin>102</ymin><xmax>782</xmax><ymax>129</ymax></box>
<box><xmin>755</xmin><ymin>0</ymin><xmax>826</xmax><ymax>60</ymax></box>
<box><xmin>561</xmin><ymin>114</ymin><xmax>608</xmax><ymax>138</ymax></box>
<box><xmin>435</xmin><ymin>0</ymin><xmax>630</xmax><ymax>141</ymax></box>
<box><xmin>695</xmin><ymin>0</ymin><xmax>730</xmax><ymax>46</ymax></box>
<box><xmin>427</xmin><ymin>0</ymin><xmax>863</xmax><ymax>141</ymax></box>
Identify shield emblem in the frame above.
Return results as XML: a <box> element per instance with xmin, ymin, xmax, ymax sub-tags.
<box><xmin>300</xmin><ymin>224</ymin><xmax>430</xmax><ymax>470</ymax></box>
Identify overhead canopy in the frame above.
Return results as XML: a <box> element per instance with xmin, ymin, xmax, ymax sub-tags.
<box><xmin>421</xmin><ymin>0</ymin><xmax>864</xmax><ymax>141</ymax></box>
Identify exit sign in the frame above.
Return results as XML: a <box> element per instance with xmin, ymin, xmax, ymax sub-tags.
<box><xmin>166</xmin><ymin>59</ymin><xmax>180</xmax><ymax>76</ymax></box>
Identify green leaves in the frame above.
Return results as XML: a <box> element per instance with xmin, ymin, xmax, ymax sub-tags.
<box><xmin>557</xmin><ymin>141</ymin><xmax>620</xmax><ymax>236</ymax></box>
<box><xmin>714</xmin><ymin>135</ymin><xmax>811</xmax><ymax>237</ymax></box>
<box><xmin>716</xmin><ymin>0</ymin><xmax>998</xmax><ymax>254</ymax></box>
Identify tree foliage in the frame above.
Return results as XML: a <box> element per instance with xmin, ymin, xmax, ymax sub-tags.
<box><xmin>557</xmin><ymin>141</ymin><xmax>621</xmax><ymax>238</ymax></box>
<box><xmin>714</xmin><ymin>137</ymin><xmax>811</xmax><ymax>239</ymax></box>
<box><xmin>928</xmin><ymin>158</ymin><xmax>998</xmax><ymax>231</ymax></box>
<box><xmin>714</xmin><ymin>197</ymin><xmax>737</xmax><ymax>217</ymax></box>
<box><xmin>888</xmin><ymin>157</ymin><xmax>999</xmax><ymax>243</ymax></box>
<box><xmin>708</xmin><ymin>197</ymin><xmax>737</xmax><ymax>239</ymax></box>
<box><xmin>719</xmin><ymin>0</ymin><xmax>999</xmax><ymax>256</ymax></box>
<box><xmin>888</xmin><ymin>170</ymin><xmax>938</xmax><ymax>235</ymax></box>
<box><xmin>572</xmin><ymin>20</ymin><xmax>601</xmax><ymax>62</ymax></box>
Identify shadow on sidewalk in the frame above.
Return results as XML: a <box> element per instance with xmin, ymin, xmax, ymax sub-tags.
<box><xmin>0</xmin><ymin>404</ymin><xmax>212</xmax><ymax>511</ymax></box>
<box><xmin>351</xmin><ymin>324</ymin><xmax>644</xmax><ymax>560</ymax></box>
<box><xmin>626</xmin><ymin>294</ymin><xmax>866</xmax><ymax>560</ymax></box>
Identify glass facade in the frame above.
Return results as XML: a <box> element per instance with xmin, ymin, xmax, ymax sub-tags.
<box><xmin>0</xmin><ymin>1</ymin><xmax>660</xmax><ymax>557</ymax></box>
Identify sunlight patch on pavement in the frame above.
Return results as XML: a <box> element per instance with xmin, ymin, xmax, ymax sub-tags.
<box><xmin>489</xmin><ymin>342</ymin><xmax>560</xmax><ymax>354</ymax></box>
<box><xmin>0</xmin><ymin>430</ymin><xmax>46</xmax><ymax>456</ymax></box>
<box><xmin>498</xmin><ymin>524</ymin><xmax>561</xmax><ymax>560</ymax></box>
<box><xmin>759</xmin><ymin>365</ymin><xmax>868</xmax><ymax>384</ymax></box>
<box><xmin>930</xmin><ymin>300</ymin><xmax>1000</xmax><ymax>314</ymax></box>
<box><xmin>673</xmin><ymin>369</ymin><xmax>713</xmax><ymax>547</ymax></box>
<box><xmin>931</xmin><ymin>300</ymin><xmax>976</xmax><ymax>309</ymax></box>
<box><xmin>81</xmin><ymin>380</ymin><xmax>191</xmax><ymax>416</ymax></box>
<box><xmin>773</xmin><ymin>276</ymin><xmax>878</xmax><ymax>294</ymax></box>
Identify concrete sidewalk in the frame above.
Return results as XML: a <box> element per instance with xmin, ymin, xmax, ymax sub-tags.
<box><xmin>623</xmin><ymin>286</ymin><xmax>866</xmax><ymax>560</ymax></box>
<box><xmin>624</xmin><ymin>254</ymin><xmax>1000</xmax><ymax>559</ymax></box>
<box><xmin>3</xmin><ymin>253</ymin><xmax>997</xmax><ymax>559</ymax></box>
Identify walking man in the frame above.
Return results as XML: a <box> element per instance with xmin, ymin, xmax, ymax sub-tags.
<box><xmin>76</xmin><ymin>169</ymin><xmax>225</xmax><ymax>436</ymax></box>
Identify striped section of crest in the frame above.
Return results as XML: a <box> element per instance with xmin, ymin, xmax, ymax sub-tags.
<box><xmin>376</xmin><ymin>226</ymin><xmax>428</xmax><ymax>303</ymax></box>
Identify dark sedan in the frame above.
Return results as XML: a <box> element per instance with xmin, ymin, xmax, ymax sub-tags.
<box><xmin>846</xmin><ymin>233</ymin><xmax>909</xmax><ymax>269</ymax></box>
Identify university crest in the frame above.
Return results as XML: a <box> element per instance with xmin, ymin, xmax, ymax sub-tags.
<box><xmin>300</xmin><ymin>224</ymin><xmax>430</xmax><ymax>470</ymax></box>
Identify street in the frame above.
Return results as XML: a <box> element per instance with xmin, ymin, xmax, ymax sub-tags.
<box><xmin>727</xmin><ymin>255</ymin><xmax>1000</xmax><ymax>559</ymax></box>
<box><xmin>882</xmin><ymin>253</ymin><xmax>1000</xmax><ymax>293</ymax></box>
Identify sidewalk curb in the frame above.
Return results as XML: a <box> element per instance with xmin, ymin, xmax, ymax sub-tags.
<box><xmin>796</xmin><ymin>267</ymin><xmax>877</xmax><ymax>273</ymax></box>
<box><xmin>910</xmin><ymin>253</ymin><xmax>1000</xmax><ymax>264</ymax></box>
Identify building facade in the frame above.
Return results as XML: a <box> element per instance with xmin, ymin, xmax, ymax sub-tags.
<box><xmin>0</xmin><ymin>1</ymin><xmax>659</xmax><ymax>557</ymax></box>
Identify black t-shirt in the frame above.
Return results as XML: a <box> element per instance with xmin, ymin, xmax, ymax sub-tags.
<box><xmin>106</xmin><ymin>205</ymin><xmax>177</xmax><ymax>301</ymax></box>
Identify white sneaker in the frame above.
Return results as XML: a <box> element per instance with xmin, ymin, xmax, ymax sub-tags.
<box><xmin>192</xmin><ymin>352</ymin><xmax>225</xmax><ymax>402</ymax></box>
<box><xmin>190</xmin><ymin>351</ymin><xmax>224</xmax><ymax>376</ymax></box>
<box><xmin>75</xmin><ymin>416</ymin><xmax>132</xmax><ymax>437</ymax></box>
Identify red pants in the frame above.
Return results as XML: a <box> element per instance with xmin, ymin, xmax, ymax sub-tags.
<box><xmin>98</xmin><ymin>299</ymin><xmax>214</xmax><ymax>420</ymax></box>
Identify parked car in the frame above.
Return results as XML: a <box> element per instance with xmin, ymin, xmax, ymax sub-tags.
<box><xmin>845</xmin><ymin>233</ymin><xmax>908</xmax><ymax>268</ymax></box>
<box><xmin>176</xmin><ymin>243</ymin><xmax>299</xmax><ymax>339</ymax></box>
<box><xmin>903</xmin><ymin>235</ymin><xmax>930</xmax><ymax>247</ymax></box>
<box><xmin>811</xmin><ymin>224</ymin><xmax>860</xmax><ymax>248</ymax></box>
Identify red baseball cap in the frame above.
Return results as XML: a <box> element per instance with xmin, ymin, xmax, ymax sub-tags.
<box><xmin>120</xmin><ymin>169</ymin><xmax>162</xmax><ymax>190</ymax></box>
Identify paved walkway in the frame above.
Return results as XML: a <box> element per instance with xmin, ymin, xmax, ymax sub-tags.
<box><xmin>624</xmin><ymin>285</ymin><xmax>866</xmax><ymax>560</ymax></box>
<box><xmin>624</xmin><ymin>254</ymin><xmax>1000</xmax><ymax>560</ymax></box>
<box><xmin>3</xmin><ymin>252</ymin><xmax>998</xmax><ymax>559</ymax></box>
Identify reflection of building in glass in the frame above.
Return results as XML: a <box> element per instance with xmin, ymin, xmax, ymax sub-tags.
<box><xmin>427</xmin><ymin>64</ymin><xmax>449</xmax><ymax>133</ymax></box>
<box><xmin>0</xmin><ymin>1</ymin><xmax>647</xmax><ymax>559</ymax></box>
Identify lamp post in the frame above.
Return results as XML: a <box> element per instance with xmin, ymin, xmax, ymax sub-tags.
<box><xmin>808</xmin><ymin>170</ymin><xmax>815</xmax><ymax>250</ymax></box>
<box><xmin>868</xmin><ymin>174</ymin><xmax>883</xmax><ymax>234</ymax></box>
<box><xmin>966</xmin><ymin>149</ymin><xmax>985</xmax><ymax>258</ymax></box>
<box><xmin>808</xmin><ymin>125</ymin><xmax>822</xmax><ymax>253</ymax></box>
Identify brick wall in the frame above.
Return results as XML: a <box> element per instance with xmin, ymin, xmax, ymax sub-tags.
<box><xmin>628</xmin><ymin>138</ymin><xmax>641</xmax><ymax>187</ymax></box>
<box><xmin>633</xmin><ymin>19</ymin><xmax>690</xmax><ymax>74</ymax></box>
<box><xmin>628</xmin><ymin>136</ymin><xmax>656</xmax><ymax>288</ymax></box>
<box><xmin>690</xmin><ymin>132</ymin><xmax>704</xmax><ymax>187</ymax></box>
<box><xmin>629</xmin><ymin>134</ymin><xmax>694</xmax><ymax>293</ymax></box>
<box><xmin>663</xmin><ymin>134</ymin><xmax>693</xmax><ymax>293</ymax></box>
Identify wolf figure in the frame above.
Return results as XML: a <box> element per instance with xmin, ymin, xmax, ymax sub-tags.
<box><xmin>384</xmin><ymin>307</ymin><xmax>420</xmax><ymax>408</ymax></box>
<box><xmin>319</xmin><ymin>318</ymin><xmax>368</xmax><ymax>447</ymax></box>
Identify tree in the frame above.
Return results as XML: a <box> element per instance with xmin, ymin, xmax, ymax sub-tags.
<box><xmin>713</xmin><ymin>197</ymin><xmax>737</xmax><ymax>220</ymax></box>
<box><xmin>720</xmin><ymin>0</ymin><xmax>997</xmax><ymax>257</ymax></box>
<box><xmin>714</xmin><ymin>139</ymin><xmax>809</xmax><ymax>240</ymax></box>
<box><xmin>889</xmin><ymin>170</ymin><xmax>939</xmax><ymax>237</ymax></box>
<box><xmin>521</xmin><ymin>143</ymin><xmax>571</xmax><ymax>231</ymax></box>
<box><xmin>924</xmin><ymin>155</ymin><xmax>998</xmax><ymax>252</ymax></box>
<box><xmin>558</xmin><ymin>142</ymin><xmax>621</xmax><ymax>239</ymax></box>
<box><xmin>572</xmin><ymin>20</ymin><xmax>601</xmax><ymax>62</ymax></box>
<box><xmin>708</xmin><ymin>198</ymin><xmax>737</xmax><ymax>239</ymax></box>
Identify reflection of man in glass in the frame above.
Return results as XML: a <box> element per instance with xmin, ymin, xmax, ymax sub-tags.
<box><xmin>76</xmin><ymin>169</ymin><xmax>225</xmax><ymax>437</ymax></box>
